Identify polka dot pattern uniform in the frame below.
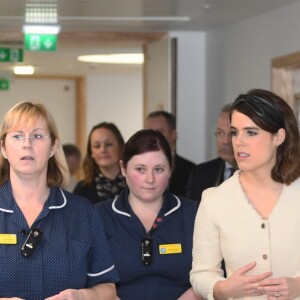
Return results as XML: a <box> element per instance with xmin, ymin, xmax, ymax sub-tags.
<box><xmin>0</xmin><ymin>181</ymin><xmax>119</xmax><ymax>300</ymax></box>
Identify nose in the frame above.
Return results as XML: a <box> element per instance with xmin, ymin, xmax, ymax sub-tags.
<box><xmin>233</xmin><ymin>132</ymin><xmax>245</xmax><ymax>146</ymax></box>
<box><xmin>223</xmin><ymin>132</ymin><xmax>232</xmax><ymax>144</ymax></box>
<box><xmin>99</xmin><ymin>145</ymin><xmax>106</xmax><ymax>152</ymax></box>
<box><xmin>22</xmin><ymin>136</ymin><xmax>33</xmax><ymax>147</ymax></box>
<box><xmin>145</xmin><ymin>171</ymin><xmax>154</xmax><ymax>183</ymax></box>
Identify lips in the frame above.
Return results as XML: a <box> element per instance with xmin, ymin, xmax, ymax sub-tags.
<box><xmin>143</xmin><ymin>187</ymin><xmax>156</xmax><ymax>191</ymax></box>
<box><xmin>21</xmin><ymin>156</ymin><xmax>34</xmax><ymax>160</ymax></box>
<box><xmin>99</xmin><ymin>156</ymin><xmax>110</xmax><ymax>159</ymax></box>
<box><xmin>237</xmin><ymin>152</ymin><xmax>249</xmax><ymax>157</ymax></box>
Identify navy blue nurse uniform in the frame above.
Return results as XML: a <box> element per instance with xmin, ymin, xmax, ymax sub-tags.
<box><xmin>0</xmin><ymin>181</ymin><xmax>119</xmax><ymax>300</ymax></box>
<box><xmin>95</xmin><ymin>188</ymin><xmax>198</xmax><ymax>300</ymax></box>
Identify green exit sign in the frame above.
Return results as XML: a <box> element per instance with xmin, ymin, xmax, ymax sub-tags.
<box><xmin>0</xmin><ymin>48</ymin><xmax>23</xmax><ymax>62</ymax></box>
<box><xmin>25</xmin><ymin>34</ymin><xmax>57</xmax><ymax>52</ymax></box>
<box><xmin>0</xmin><ymin>79</ymin><xmax>10</xmax><ymax>90</ymax></box>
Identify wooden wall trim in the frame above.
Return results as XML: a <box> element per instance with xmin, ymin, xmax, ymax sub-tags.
<box><xmin>75</xmin><ymin>76</ymin><xmax>86</xmax><ymax>158</ymax></box>
<box><xmin>0</xmin><ymin>30</ymin><xmax>166</xmax><ymax>44</ymax></box>
<box><xmin>272</xmin><ymin>51</ymin><xmax>300</xmax><ymax>69</ymax></box>
<box><xmin>142</xmin><ymin>44</ymin><xmax>147</xmax><ymax>124</ymax></box>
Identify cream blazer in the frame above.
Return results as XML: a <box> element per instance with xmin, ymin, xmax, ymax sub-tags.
<box><xmin>190</xmin><ymin>171</ymin><xmax>300</xmax><ymax>300</ymax></box>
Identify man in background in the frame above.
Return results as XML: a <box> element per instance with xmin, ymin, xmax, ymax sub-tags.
<box><xmin>186</xmin><ymin>103</ymin><xmax>237</xmax><ymax>202</ymax></box>
<box><xmin>63</xmin><ymin>144</ymin><xmax>82</xmax><ymax>192</ymax></box>
<box><xmin>145</xmin><ymin>110</ymin><xmax>195</xmax><ymax>197</ymax></box>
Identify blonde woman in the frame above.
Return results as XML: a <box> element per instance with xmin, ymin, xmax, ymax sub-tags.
<box><xmin>0</xmin><ymin>102</ymin><xmax>118</xmax><ymax>299</ymax></box>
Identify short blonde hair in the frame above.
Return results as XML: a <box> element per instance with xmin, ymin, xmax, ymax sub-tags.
<box><xmin>0</xmin><ymin>101</ymin><xmax>70</xmax><ymax>187</ymax></box>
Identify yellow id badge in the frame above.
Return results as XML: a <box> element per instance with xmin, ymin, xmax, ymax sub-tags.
<box><xmin>0</xmin><ymin>234</ymin><xmax>17</xmax><ymax>244</ymax></box>
<box><xmin>159</xmin><ymin>243</ymin><xmax>182</xmax><ymax>254</ymax></box>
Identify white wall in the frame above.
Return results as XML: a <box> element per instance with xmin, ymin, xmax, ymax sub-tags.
<box><xmin>212</xmin><ymin>0</ymin><xmax>300</xmax><ymax>103</ymax></box>
<box><xmin>198</xmin><ymin>0</ymin><xmax>300</xmax><ymax>161</ymax></box>
<box><xmin>0</xmin><ymin>66</ymin><xmax>143</xmax><ymax>150</ymax></box>
<box><xmin>145</xmin><ymin>37</ymin><xmax>171</xmax><ymax>114</ymax></box>
<box><xmin>87</xmin><ymin>67</ymin><xmax>143</xmax><ymax>143</ymax></box>
<box><xmin>0</xmin><ymin>78</ymin><xmax>76</xmax><ymax>144</ymax></box>
<box><xmin>170</xmin><ymin>31</ymin><xmax>206</xmax><ymax>164</ymax></box>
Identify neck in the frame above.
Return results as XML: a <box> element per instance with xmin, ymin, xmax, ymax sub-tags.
<box><xmin>129</xmin><ymin>194</ymin><xmax>163</xmax><ymax>214</ymax></box>
<box><xmin>99</xmin><ymin>164</ymin><xmax>120</xmax><ymax>179</ymax></box>
<box><xmin>239</xmin><ymin>169</ymin><xmax>279</xmax><ymax>187</ymax></box>
<box><xmin>128</xmin><ymin>194</ymin><xmax>163</xmax><ymax>232</ymax></box>
<box><xmin>10</xmin><ymin>172</ymin><xmax>49</xmax><ymax>205</ymax></box>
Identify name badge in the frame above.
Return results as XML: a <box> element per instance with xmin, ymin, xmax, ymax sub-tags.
<box><xmin>159</xmin><ymin>243</ymin><xmax>182</xmax><ymax>254</ymax></box>
<box><xmin>0</xmin><ymin>234</ymin><xmax>17</xmax><ymax>244</ymax></box>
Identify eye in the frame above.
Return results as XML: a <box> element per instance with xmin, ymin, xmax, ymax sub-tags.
<box><xmin>229</xmin><ymin>129</ymin><xmax>237</xmax><ymax>137</ymax></box>
<box><xmin>247</xmin><ymin>130</ymin><xmax>258</xmax><ymax>136</ymax></box>
<box><xmin>12</xmin><ymin>134</ymin><xmax>24</xmax><ymax>140</ymax></box>
<box><xmin>154</xmin><ymin>167</ymin><xmax>164</xmax><ymax>173</ymax></box>
<box><xmin>136</xmin><ymin>167</ymin><xmax>145</xmax><ymax>173</ymax></box>
<box><xmin>215</xmin><ymin>130</ymin><xmax>225</xmax><ymax>137</ymax></box>
<box><xmin>33</xmin><ymin>134</ymin><xmax>43</xmax><ymax>140</ymax></box>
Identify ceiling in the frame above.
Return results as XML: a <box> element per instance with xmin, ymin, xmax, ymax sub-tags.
<box><xmin>0</xmin><ymin>0</ymin><xmax>299</xmax><ymax>76</ymax></box>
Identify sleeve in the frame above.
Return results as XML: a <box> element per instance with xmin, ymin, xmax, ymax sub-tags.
<box><xmin>190</xmin><ymin>188</ymin><xmax>225</xmax><ymax>300</ymax></box>
<box><xmin>86</xmin><ymin>208</ymin><xmax>119</xmax><ymax>287</ymax></box>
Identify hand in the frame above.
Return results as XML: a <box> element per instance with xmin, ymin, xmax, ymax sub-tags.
<box><xmin>257</xmin><ymin>276</ymin><xmax>300</xmax><ymax>300</ymax></box>
<box><xmin>177</xmin><ymin>287</ymin><xmax>204</xmax><ymax>300</ymax></box>
<box><xmin>214</xmin><ymin>262</ymin><xmax>273</xmax><ymax>299</ymax></box>
<box><xmin>44</xmin><ymin>289</ymin><xmax>84</xmax><ymax>300</ymax></box>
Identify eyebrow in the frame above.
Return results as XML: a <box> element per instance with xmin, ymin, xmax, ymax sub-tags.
<box><xmin>230</xmin><ymin>126</ymin><xmax>260</xmax><ymax>130</ymax></box>
<box><xmin>10</xmin><ymin>128</ymin><xmax>45</xmax><ymax>133</ymax></box>
<box><xmin>135</xmin><ymin>163</ymin><xmax>167</xmax><ymax>167</ymax></box>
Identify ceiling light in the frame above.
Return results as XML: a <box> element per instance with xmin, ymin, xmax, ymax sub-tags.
<box><xmin>77</xmin><ymin>53</ymin><xmax>144</xmax><ymax>64</ymax></box>
<box><xmin>25</xmin><ymin>1</ymin><xmax>58</xmax><ymax>23</ymax></box>
<box><xmin>22</xmin><ymin>24</ymin><xmax>61</xmax><ymax>34</ymax></box>
<box><xmin>62</xmin><ymin>16</ymin><xmax>190</xmax><ymax>22</ymax></box>
<box><xmin>14</xmin><ymin>65</ymin><xmax>35</xmax><ymax>75</ymax></box>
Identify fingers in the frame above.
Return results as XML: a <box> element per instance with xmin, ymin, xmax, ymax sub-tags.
<box><xmin>237</xmin><ymin>262</ymin><xmax>257</xmax><ymax>275</ymax></box>
<box><xmin>236</xmin><ymin>262</ymin><xmax>272</xmax><ymax>282</ymax></box>
<box><xmin>254</xmin><ymin>271</ymin><xmax>273</xmax><ymax>282</ymax></box>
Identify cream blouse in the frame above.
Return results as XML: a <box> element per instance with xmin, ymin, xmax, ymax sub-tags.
<box><xmin>190</xmin><ymin>171</ymin><xmax>300</xmax><ymax>300</ymax></box>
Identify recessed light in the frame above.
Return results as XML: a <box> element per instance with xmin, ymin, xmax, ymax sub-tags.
<box><xmin>14</xmin><ymin>65</ymin><xmax>35</xmax><ymax>75</ymax></box>
<box><xmin>22</xmin><ymin>25</ymin><xmax>61</xmax><ymax>34</ymax></box>
<box><xmin>77</xmin><ymin>53</ymin><xmax>144</xmax><ymax>64</ymax></box>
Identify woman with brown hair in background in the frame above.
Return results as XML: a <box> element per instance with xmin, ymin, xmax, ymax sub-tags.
<box><xmin>74</xmin><ymin>122</ymin><xmax>126</xmax><ymax>204</ymax></box>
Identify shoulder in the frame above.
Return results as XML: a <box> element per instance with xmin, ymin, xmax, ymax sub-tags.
<box><xmin>177</xmin><ymin>197</ymin><xmax>199</xmax><ymax>231</ymax></box>
<box><xmin>52</xmin><ymin>189</ymin><xmax>97</xmax><ymax>235</ymax></box>
<box><xmin>179</xmin><ymin>196</ymin><xmax>199</xmax><ymax>210</ymax></box>
<box><xmin>94</xmin><ymin>198</ymin><xmax>114</xmax><ymax>214</ymax></box>
<box><xmin>73</xmin><ymin>180</ymin><xmax>89</xmax><ymax>190</ymax></box>
<box><xmin>201</xmin><ymin>172</ymin><xmax>240</xmax><ymax>203</ymax></box>
<box><xmin>193</xmin><ymin>157</ymin><xmax>224</xmax><ymax>171</ymax></box>
<box><xmin>288</xmin><ymin>176</ymin><xmax>300</xmax><ymax>188</ymax></box>
<box><xmin>94</xmin><ymin>190</ymin><xmax>129</xmax><ymax>219</ymax></box>
<box><xmin>175</xmin><ymin>154</ymin><xmax>195</xmax><ymax>168</ymax></box>
<box><xmin>283</xmin><ymin>177</ymin><xmax>300</xmax><ymax>196</ymax></box>
<box><xmin>62</xmin><ymin>189</ymin><xmax>94</xmax><ymax>211</ymax></box>
<box><xmin>72</xmin><ymin>180</ymin><xmax>98</xmax><ymax>201</ymax></box>
<box><xmin>165</xmin><ymin>191</ymin><xmax>199</xmax><ymax>214</ymax></box>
